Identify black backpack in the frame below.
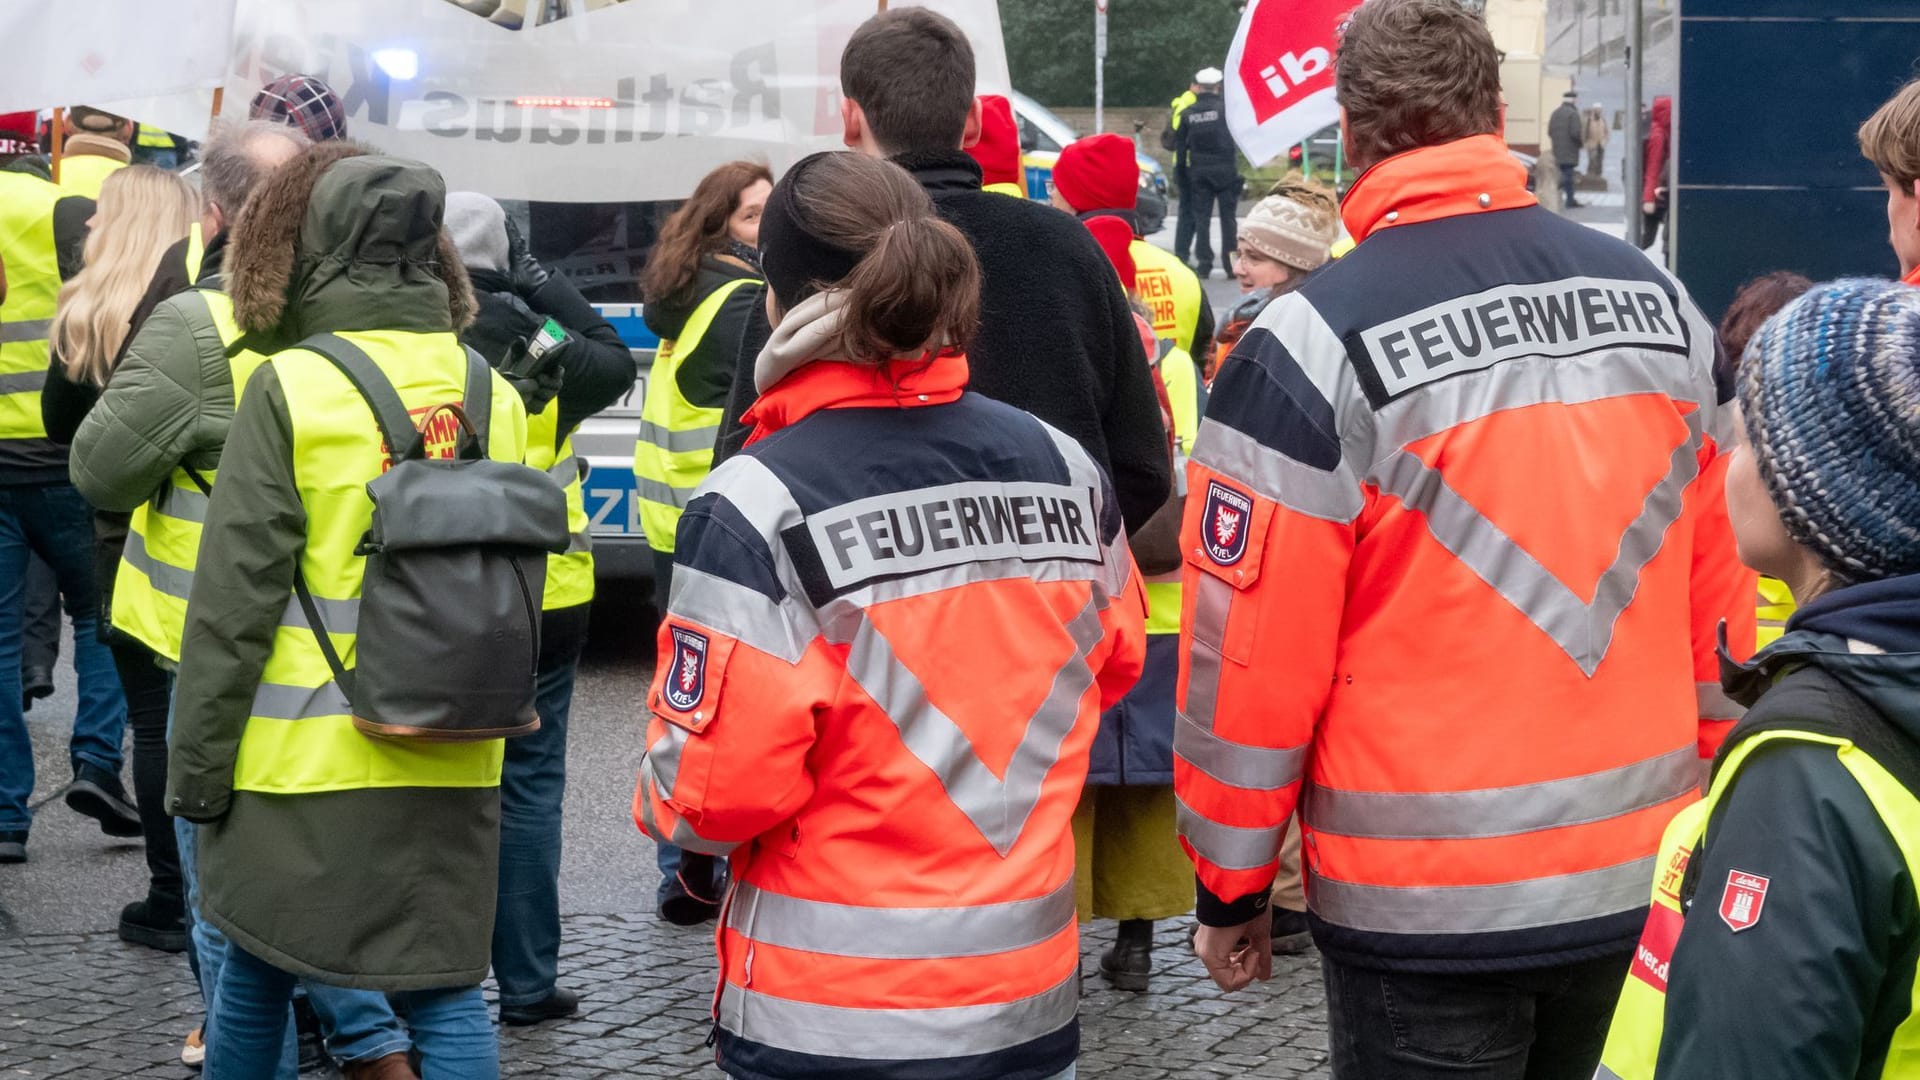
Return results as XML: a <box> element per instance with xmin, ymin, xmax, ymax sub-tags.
<box><xmin>293</xmin><ymin>333</ymin><xmax>570</xmax><ymax>742</ymax></box>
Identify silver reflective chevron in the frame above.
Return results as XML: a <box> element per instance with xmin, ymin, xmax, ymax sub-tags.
<box><xmin>839</xmin><ymin>595</ymin><xmax>1106</xmax><ymax>857</ymax></box>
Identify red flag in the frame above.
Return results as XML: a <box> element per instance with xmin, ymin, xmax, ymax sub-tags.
<box><xmin>1224</xmin><ymin>0</ymin><xmax>1348</xmax><ymax>166</ymax></box>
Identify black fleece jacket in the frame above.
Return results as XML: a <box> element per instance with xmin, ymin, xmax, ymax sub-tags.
<box><xmin>711</xmin><ymin>151</ymin><xmax>1170</xmax><ymax>534</ymax></box>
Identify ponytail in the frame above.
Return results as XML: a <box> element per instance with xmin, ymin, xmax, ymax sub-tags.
<box><xmin>837</xmin><ymin>215</ymin><xmax>979</xmax><ymax>364</ymax></box>
<box><xmin>761</xmin><ymin>151</ymin><xmax>982</xmax><ymax>364</ymax></box>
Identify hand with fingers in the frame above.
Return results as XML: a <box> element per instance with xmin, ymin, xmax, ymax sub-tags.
<box><xmin>1193</xmin><ymin>914</ymin><xmax>1273</xmax><ymax>992</ymax></box>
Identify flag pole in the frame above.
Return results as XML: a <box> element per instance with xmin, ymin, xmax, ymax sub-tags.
<box><xmin>49</xmin><ymin>108</ymin><xmax>64</xmax><ymax>186</ymax></box>
<box><xmin>210</xmin><ymin>86</ymin><xmax>226</xmax><ymax>124</ymax></box>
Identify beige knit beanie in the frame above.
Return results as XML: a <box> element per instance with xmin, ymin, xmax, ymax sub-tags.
<box><xmin>1239</xmin><ymin>181</ymin><xmax>1339</xmax><ymax>272</ymax></box>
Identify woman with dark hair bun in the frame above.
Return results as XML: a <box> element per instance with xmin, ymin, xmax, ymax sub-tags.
<box><xmin>635</xmin><ymin>159</ymin><xmax>771</xmax><ymax>924</ymax></box>
<box><xmin>633</xmin><ymin>150</ymin><xmax>1147</xmax><ymax>1080</ymax></box>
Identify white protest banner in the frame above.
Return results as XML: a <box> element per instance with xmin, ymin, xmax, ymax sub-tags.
<box><xmin>1222</xmin><ymin>0</ymin><xmax>1346</xmax><ymax>167</ymax></box>
<box><xmin>226</xmin><ymin>0</ymin><xmax>1010</xmax><ymax>202</ymax></box>
<box><xmin>0</xmin><ymin>0</ymin><xmax>233</xmax><ymax>114</ymax></box>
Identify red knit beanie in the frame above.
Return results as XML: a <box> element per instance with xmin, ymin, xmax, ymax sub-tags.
<box><xmin>967</xmin><ymin>95</ymin><xmax>1023</xmax><ymax>191</ymax></box>
<box><xmin>1085</xmin><ymin>214</ymin><xmax>1137</xmax><ymax>289</ymax></box>
<box><xmin>1054</xmin><ymin>133</ymin><xmax>1138</xmax><ymax>214</ymax></box>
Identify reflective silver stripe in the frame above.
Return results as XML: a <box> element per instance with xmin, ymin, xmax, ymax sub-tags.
<box><xmin>703</xmin><ymin>455</ymin><xmax>808</xmax><ymax>541</ymax></box>
<box><xmin>1596</xmin><ymin>1067</ymin><xmax>1626</xmax><ymax>1080</ymax></box>
<box><xmin>0</xmin><ymin>370</ymin><xmax>44</xmax><ymax>393</ymax></box>
<box><xmin>1307</xmin><ymin>855</ymin><xmax>1658</xmax><ymax>935</ymax></box>
<box><xmin>1371</xmin><ymin>410</ymin><xmax>1701</xmax><ymax>676</ymax></box>
<box><xmin>636</xmin><ymin>418</ymin><xmax>720</xmax><ymax>455</ymax></box>
<box><xmin>279</xmin><ymin>591</ymin><xmax>361</xmax><ymax>631</ymax></box>
<box><xmin>816</xmin><ymin>552</ymin><xmax>1107</xmax><ymax>622</ymax></box>
<box><xmin>1034</xmin><ymin>422</ymin><xmax>1134</xmax><ymax>598</ymax></box>
<box><xmin>1697</xmin><ymin>681</ymin><xmax>1745</xmax><ymax>723</ymax></box>
<box><xmin>642</xmin><ymin>729</ymin><xmax>689</xmax><ymax>798</ymax></box>
<box><xmin>250</xmin><ymin>680</ymin><xmax>352</xmax><ymax>721</ymax></box>
<box><xmin>563</xmin><ymin>527</ymin><xmax>592</xmax><ymax>556</ymax></box>
<box><xmin>838</xmin><ymin>594</ymin><xmax>1105</xmax><ymax>857</ymax></box>
<box><xmin>546</xmin><ymin>455</ymin><xmax>581</xmax><ymax>485</ymax></box>
<box><xmin>1301</xmin><ymin>745</ymin><xmax>1699</xmax><ymax>841</ymax></box>
<box><xmin>667</xmin><ymin>563</ymin><xmax>812</xmax><ymax>664</ymax></box>
<box><xmin>635</xmin><ymin>475</ymin><xmax>700</xmax><ymax>509</ymax></box>
<box><xmin>1174</xmin><ymin>710</ymin><xmax>1306</xmax><ymax>792</ymax></box>
<box><xmin>0</xmin><ymin>318</ymin><xmax>51</xmax><ymax>344</ymax></box>
<box><xmin>634</xmin><ymin>767</ymin><xmax>740</xmax><ymax>857</ymax></box>
<box><xmin>1181</xmin><ymin>573</ymin><xmax>1232</xmax><ymax>729</ymax></box>
<box><xmin>718</xmin><ymin>974</ymin><xmax>1078</xmax><ymax>1061</ymax></box>
<box><xmin>1190</xmin><ymin>419</ymin><xmax>1364</xmax><ymax>524</ymax></box>
<box><xmin>1175</xmin><ymin>794</ymin><xmax>1286</xmax><ymax>871</ymax></box>
<box><xmin>1373</xmin><ymin>348</ymin><xmax>1715</xmax><ymax>453</ymax></box>
<box><xmin>728</xmin><ymin>879</ymin><xmax>1075</xmax><ymax>960</ymax></box>
<box><xmin>120</xmin><ymin>531</ymin><xmax>194</xmax><ymax>600</ymax></box>
<box><xmin>151</xmin><ymin>482</ymin><xmax>210</xmax><ymax>524</ymax></box>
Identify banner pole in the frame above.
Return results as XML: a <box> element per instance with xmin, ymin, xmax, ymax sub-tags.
<box><xmin>49</xmin><ymin>108</ymin><xmax>64</xmax><ymax>186</ymax></box>
<box><xmin>210</xmin><ymin>86</ymin><xmax>226</xmax><ymax>124</ymax></box>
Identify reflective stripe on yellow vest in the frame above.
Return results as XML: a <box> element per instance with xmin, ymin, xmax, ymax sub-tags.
<box><xmin>633</xmin><ymin>277</ymin><xmax>757</xmax><ymax>553</ymax></box>
<box><xmin>1757</xmin><ymin>576</ymin><xmax>1794</xmax><ymax>649</ymax></box>
<box><xmin>528</xmin><ymin>396</ymin><xmax>594</xmax><ymax>610</ymax></box>
<box><xmin>1597</xmin><ymin>728</ymin><xmax>1920</xmax><ymax>1079</ymax></box>
<box><xmin>1133</xmin><ymin>240</ymin><xmax>1203</xmax><ymax>355</ymax></box>
<box><xmin>0</xmin><ymin>172</ymin><xmax>64</xmax><ymax>442</ymax></box>
<box><xmin>111</xmin><ymin>290</ymin><xmax>266</xmax><ymax>662</ymax></box>
<box><xmin>1144</xmin><ymin>343</ymin><xmax>1201</xmax><ymax>636</ymax></box>
<box><xmin>184</xmin><ymin>222</ymin><xmax>206</xmax><ymax>283</ymax></box>
<box><xmin>234</xmin><ymin>330</ymin><xmax>519</xmax><ymax>795</ymax></box>
<box><xmin>58</xmin><ymin>153</ymin><xmax>126</xmax><ymax>201</ymax></box>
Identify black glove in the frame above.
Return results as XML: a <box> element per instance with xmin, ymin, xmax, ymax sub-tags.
<box><xmin>498</xmin><ymin>316</ymin><xmax>572</xmax><ymax>416</ymax></box>
<box><xmin>504</xmin><ymin>215</ymin><xmax>550</xmax><ymax>298</ymax></box>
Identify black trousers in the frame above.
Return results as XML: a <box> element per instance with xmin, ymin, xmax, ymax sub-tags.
<box><xmin>110</xmin><ymin>636</ymin><xmax>181</xmax><ymax>909</ymax></box>
<box><xmin>1322</xmin><ymin>951</ymin><xmax>1631</xmax><ymax>1080</ymax></box>
<box><xmin>21</xmin><ymin>554</ymin><xmax>57</xmax><ymax>679</ymax></box>
<box><xmin>1187</xmin><ymin>169</ymin><xmax>1242</xmax><ymax>275</ymax></box>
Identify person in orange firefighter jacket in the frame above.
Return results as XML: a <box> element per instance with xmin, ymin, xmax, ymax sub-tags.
<box><xmin>1175</xmin><ymin>4</ymin><xmax>1755</xmax><ymax>1076</ymax></box>
<box><xmin>633</xmin><ymin>151</ymin><xmax>1147</xmax><ymax>1080</ymax></box>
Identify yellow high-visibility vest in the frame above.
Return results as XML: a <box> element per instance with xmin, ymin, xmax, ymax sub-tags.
<box><xmin>528</xmin><ymin>395</ymin><xmax>594</xmax><ymax>610</ymax></box>
<box><xmin>1144</xmin><ymin>341</ymin><xmax>1200</xmax><ymax>635</ymax></box>
<box><xmin>632</xmin><ymin>278</ymin><xmax>756</xmax><ymax>554</ymax></box>
<box><xmin>1132</xmin><ymin>239</ymin><xmax>1204</xmax><ymax>355</ymax></box>
<box><xmin>232</xmin><ymin>330</ymin><xmax>523</xmax><ymax>795</ymax></box>
<box><xmin>58</xmin><ymin>154</ymin><xmax>126</xmax><ymax>201</ymax></box>
<box><xmin>0</xmin><ymin>172</ymin><xmax>65</xmax><ymax>443</ymax></box>
<box><xmin>112</xmin><ymin>289</ymin><xmax>268</xmax><ymax>662</ymax></box>
<box><xmin>1596</xmin><ymin>727</ymin><xmax>1920</xmax><ymax>1079</ymax></box>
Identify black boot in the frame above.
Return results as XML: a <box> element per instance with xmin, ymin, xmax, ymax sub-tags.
<box><xmin>1270</xmin><ymin>907</ymin><xmax>1314</xmax><ymax>955</ymax></box>
<box><xmin>66</xmin><ymin>763</ymin><xmax>142</xmax><ymax>837</ymax></box>
<box><xmin>1098</xmin><ymin>919</ymin><xmax>1153</xmax><ymax>992</ymax></box>
<box><xmin>119</xmin><ymin>897</ymin><xmax>189</xmax><ymax>953</ymax></box>
<box><xmin>658</xmin><ymin>853</ymin><xmax>726</xmax><ymax>926</ymax></box>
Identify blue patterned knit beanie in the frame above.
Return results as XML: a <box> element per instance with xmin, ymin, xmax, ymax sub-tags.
<box><xmin>1742</xmin><ymin>278</ymin><xmax>1920</xmax><ymax>583</ymax></box>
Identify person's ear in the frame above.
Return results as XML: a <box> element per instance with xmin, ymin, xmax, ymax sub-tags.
<box><xmin>959</xmin><ymin>96</ymin><xmax>984</xmax><ymax>151</ymax></box>
<box><xmin>841</xmin><ymin>98</ymin><xmax>865</xmax><ymax>150</ymax></box>
<box><xmin>203</xmin><ymin>203</ymin><xmax>226</xmax><ymax>238</ymax></box>
<box><xmin>763</xmin><ymin>285</ymin><xmax>784</xmax><ymax>329</ymax></box>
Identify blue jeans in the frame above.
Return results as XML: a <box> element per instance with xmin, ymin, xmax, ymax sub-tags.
<box><xmin>0</xmin><ymin>483</ymin><xmax>127</xmax><ymax>831</ymax></box>
<box><xmin>492</xmin><ymin>655</ymin><xmax>577</xmax><ymax>1006</ymax></box>
<box><xmin>170</xmin><ymin>680</ymin><xmax>408</xmax><ymax>1071</ymax></box>
<box><xmin>209</xmin><ymin>945</ymin><xmax>497</xmax><ymax>1080</ymax></box>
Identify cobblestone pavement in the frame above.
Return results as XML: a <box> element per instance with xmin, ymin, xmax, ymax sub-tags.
<box><xmin>0</xmin><ymin>606</ymin><xmax>1331</xmax><ymax>1077</ymax></box>
<box><xmin>0</xmin><ymin>920</ymin><xmax>1329</xmax><ymax>1078</ymax></box>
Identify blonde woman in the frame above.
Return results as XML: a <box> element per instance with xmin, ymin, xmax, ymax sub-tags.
<box><xmin>14</xmin><ymin>166</ymin><xmax>194</xmax><ymax>953</ymax></box>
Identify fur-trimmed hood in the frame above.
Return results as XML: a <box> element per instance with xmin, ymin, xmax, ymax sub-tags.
<box><xmin>228</xmin><ymin>141</ymin><xmax>474</xmax><ymax>346</ymax></box>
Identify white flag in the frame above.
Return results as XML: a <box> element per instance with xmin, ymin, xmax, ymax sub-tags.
<box><xmin>0</xmin><ymin>0</ymin><xmax>234</xmax><ymax>115</ymax></box>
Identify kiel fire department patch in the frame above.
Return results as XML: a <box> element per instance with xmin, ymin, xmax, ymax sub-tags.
<box><xmin>664</xmin><ymin>627</ymin><xmax>709</xmax><ymax>712</ymax></box>
<box><xmin>1719</xmin><ymin>869</ymin><xmax>1769</xmax><ymax>933</ymax></box>
<box><xmin>1202</xmin><ymin>480</ymin><xmax>1253</xmax><ymax>566</ymax></box>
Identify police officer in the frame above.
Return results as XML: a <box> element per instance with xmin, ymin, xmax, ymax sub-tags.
<box><xmin>1165</xmin><ymin>75</ymin><xmax>1204</xmax><ymax>266</ymax></box>
<box><xmin>1173</xmin><ymin>68</ymin><xmax>1240</xmax><ymax>280</ymax></box>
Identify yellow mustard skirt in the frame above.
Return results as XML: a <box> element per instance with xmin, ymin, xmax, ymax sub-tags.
<box><xmin>1072</xmin><ymin>784</ymin><xmax>1194</xmax><ymax>922</ymax></box>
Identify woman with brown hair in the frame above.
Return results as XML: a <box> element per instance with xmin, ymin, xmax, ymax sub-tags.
<box><xmin>633</xmin><ymin>149</ymin><xmax>1145</xmax><ymax>1080</ymax></box>
<box><xmin>634</xmin><ymin>159</ymin><xmax>771</xmax><ymax>925</ymax></box>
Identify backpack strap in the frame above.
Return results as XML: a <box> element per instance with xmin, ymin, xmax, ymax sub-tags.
<box><xmin>297</xmin><ymin>333</ymin><xmax>426</xmax><ymax>462</ymax></box>
<box><xmin>460</xmin><ymin>347</ymin><xmax>492</xmax><ymax>460</ymax></box>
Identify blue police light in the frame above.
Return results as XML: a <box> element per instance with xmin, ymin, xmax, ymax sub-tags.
<box><xmin>373</xmin><ymin>48</ymin><xmax>419</xmax><ymax>82</ymax></box>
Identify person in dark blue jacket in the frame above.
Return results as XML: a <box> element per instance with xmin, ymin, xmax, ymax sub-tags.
<box><xmin>1598</xmin><ymin>278</ymin><xmax>1920</xmax><ymax>1078</ymax></box>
